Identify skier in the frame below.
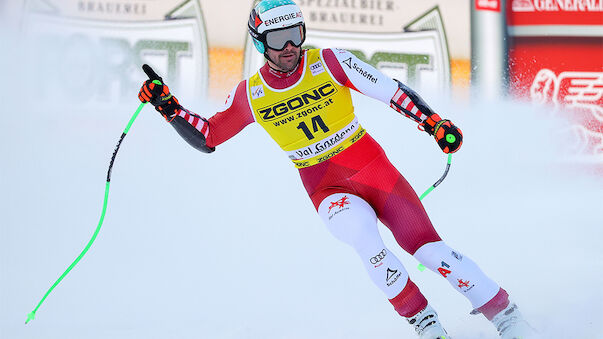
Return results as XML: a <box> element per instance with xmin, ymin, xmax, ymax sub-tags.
<box><xmin>137</xmin><ymin>1</ymin><xmax>534</xmax><ymax>338</ymax></box>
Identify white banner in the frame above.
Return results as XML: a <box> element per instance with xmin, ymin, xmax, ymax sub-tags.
<box><xmin>23</xmin><ymin>0</ymin><xmax>209</xmax><ymax>110</ymax></box>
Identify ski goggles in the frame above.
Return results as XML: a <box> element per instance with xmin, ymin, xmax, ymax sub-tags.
<box><xmin>264</xmin><ymin>25</ymin><xmax>305</xmax><ymax>51</ymax></box>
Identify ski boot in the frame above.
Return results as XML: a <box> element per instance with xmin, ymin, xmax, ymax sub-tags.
<box><xmin>405</xmin><ymin>304</ymin><xmax>451</xmax><ymax>339</ymax></box>
<box><xmin>491</xmin><ymin>303</ymin><xmax>536</xmax><ymax>339</ymax></box>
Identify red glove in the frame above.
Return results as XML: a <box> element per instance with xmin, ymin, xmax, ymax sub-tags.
<box><xmin>422</xmin><ymin>113</ymin><xmax>463</xmax><ymax>154</ymax></box>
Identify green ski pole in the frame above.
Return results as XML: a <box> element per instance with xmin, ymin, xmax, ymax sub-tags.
<box><xmin>416</xmin><ymin>153</ymin><xmax>452</xmax><ymax>273</ymax></box>
<box><xmin>416</xmin><ymin>134</ymin><xmax>457</xmax><ymax>273</ymax></box>
<box><xmin>419</xmin><ymin>130</ymin><xmax>458</xmax><ymax>201</ymax></box>
<box><xmin>419</xmin><ymin>153</ymin><xmax>453</xmax><ymax>201</ymax></box>
<box><xmin>26</xmin><ymin>64</ymin><xmax>160</xmax><ymax>324</ymax></box>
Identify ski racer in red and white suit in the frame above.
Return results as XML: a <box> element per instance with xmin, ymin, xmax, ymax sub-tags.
<box><xmin>138</xmin><ymin>5</ymin><xmax>533</xmax><ymax>336</ymax></box>
<box><xmin>139</xmin><ymin>48</ymin><xmax>515</xmax><ymax>335</ymax></box>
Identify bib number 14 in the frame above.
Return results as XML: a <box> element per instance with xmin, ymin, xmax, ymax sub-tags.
<box><xmin>297</xmin><ymin>115</ymin><xmax>329</xmax><ymax>140</ymax></box>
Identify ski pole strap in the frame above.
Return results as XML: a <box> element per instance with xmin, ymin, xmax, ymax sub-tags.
<box><xmin>25</xmin><ymin>102</ymin><xmax>147</xmax><ymax>324</ymax></box>
<box><xmin>419</xmin><ymin>154</ymin><xmax>452</xmax><ymax>201</ymax></box>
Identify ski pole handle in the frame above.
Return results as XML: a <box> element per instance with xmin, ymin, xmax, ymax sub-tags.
<box><xmin>142</xmin><ymin>64</ymin><xmax>163</xmax><ymax>83</ymax></box>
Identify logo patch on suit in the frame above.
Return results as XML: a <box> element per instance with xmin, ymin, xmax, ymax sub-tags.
<box><xmin>310</xmin><ymin>61</ymin><xmax>325</xmax><ymax>76</ymax></box>
<box><xmin>251</xmin><ymin>85</ymin><xmax>265</xmax><ymax>99</ymax></box>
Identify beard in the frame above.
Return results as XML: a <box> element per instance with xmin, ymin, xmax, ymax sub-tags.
<box><xmin>270</xmin><ymin>48</ymin><xmax>301</xmax><ymax>72</ymax></box>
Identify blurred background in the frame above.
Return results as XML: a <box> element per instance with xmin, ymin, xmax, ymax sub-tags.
<box><xmin>1</xmin><ymin>1</ymin><xmax>602</xmax><ymax>338</ymax></box>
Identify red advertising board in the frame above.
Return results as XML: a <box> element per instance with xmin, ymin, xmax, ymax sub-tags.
<box><xmin>509</xmin><ymin>38</ymin><xmax>603</xmax><ymax>156</ymax></box>
<box><xmin>508</xmin><ymin>0</ymin><xmax>603</xmax><ymax>25</ymax></box>
<box><xmin>507</xmin><ymin>1</ymin><xmax>603</xmax><ymax>160</ymax></box>
<box><xmin>476</xmin><ymin>0</ymin><xmax>501</xmax><ymax>12</ymax></box>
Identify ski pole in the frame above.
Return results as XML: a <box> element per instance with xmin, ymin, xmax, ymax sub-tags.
<box><xmin>416</xmin><ymin>151</ymin><xmax>453</xmax><ymax>273</ymax></box>
<box><xmin>25</xmin><ymin>65</ymin><xmax>160</xmax><ymax>324</ymax></box>
<box><xmin>419</xmin><ymin>153</ymin><xmax>453</xmax><ymax>201</ymax></box>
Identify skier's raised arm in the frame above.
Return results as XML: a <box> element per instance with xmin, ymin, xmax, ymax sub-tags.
<box><xmin>138</xmin><ymin>78</ymin><xmax>255</xmax><ymax>152</ymax></box>
<box><xmin>321</xmin><ymin>48</ymin><xmax>463</xmax><ymax>154</ymax></box>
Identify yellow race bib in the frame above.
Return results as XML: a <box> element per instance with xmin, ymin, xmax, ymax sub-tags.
<box><xmin>248</xmin><ymin>49</ymin><xmax>365</xmax><ymax>168</ymax></box>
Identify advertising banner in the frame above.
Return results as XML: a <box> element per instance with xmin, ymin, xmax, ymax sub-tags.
<box><xmin>23</xmin><ymin>0</ymin><xmax>209</xmax><ymax>110</ymax></box>
<box><xmin>509</xmin><ymin>0</ymin><xmax>603</xmax><ymax>26</ymax></box>
<box><xmin>507</xmin><ymin>0</ymin><xmax>603</xmax><ymax>158</ymax></box>
<box><xmin>510</xmin><ymin>38</ymin><xmax>603</xmax><ymax>157</ymax></box>
<box><xmin>476</xmin><ymin>0</ymin><xmax>502</xmax><ymax>12</ymax></box>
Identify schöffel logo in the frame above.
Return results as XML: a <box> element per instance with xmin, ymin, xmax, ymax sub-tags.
<box><xmin>341</xmin><ymin>57</ymin><xmax>378</xmax><ymax>83</ymax></box>
<box><xmin>386</xmin><ymin>268</ymin><xmax>401</xmax><ymax>286</ymax></box>
<box><xmin>258</xmin><ymin>82</ymin><xmax>337</xmax><ymax>121</ymax></box>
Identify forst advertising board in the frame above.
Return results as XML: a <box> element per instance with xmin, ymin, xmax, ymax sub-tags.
<box><xmin>507</xmin><ymin>0</ymin><xmax>603</xmax><ymax>158</ymax></box>
<box><xmin>22</xmin><ymin>0</ymin><xmax>209</xmax><ymax>110</ymax></box>
<box><xmin>243</xmin><ymin>1</ymin><xmax>453</xmax><ymax>93</ymax></box>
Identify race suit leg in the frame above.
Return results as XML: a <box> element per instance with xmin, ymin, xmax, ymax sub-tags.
<box><xmin>302</xmin><ymin>134</ymin><xmax>508</xmax><ymax>317</ymax></box>
<box><xmin>317</xmin><ymin>192</ymin><xmax>427</xmax><ymax>317</ymax></box>
<box><xmin>351</xmin><ymin>147</ymin><xmax>505</xmax><ymax>313</ymax></box>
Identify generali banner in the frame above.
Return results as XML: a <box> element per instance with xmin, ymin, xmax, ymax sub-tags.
<box><xmin>509</xmin><ymin>0</ymin><xmax>603</xmax><ymax>25</ymax></box>
<box><xmin>23</xmin><ymin>0</ymin><xmax>209</xmax><ymax>109</ymax></box>
<box><xmin>507</xmin><ymin>0</ymin><xmax>603</xmax><ymax>159</ymax></box>
<box><xmin>243</xmin><ymin>1</ymin><xmax>453</xmax><ymax>93</ymax></box>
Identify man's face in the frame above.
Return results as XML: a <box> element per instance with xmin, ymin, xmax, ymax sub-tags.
<box><xmin>265</xmin><ymin>43</ymin><xmax>302</xmax><ymax>72</ymax></box>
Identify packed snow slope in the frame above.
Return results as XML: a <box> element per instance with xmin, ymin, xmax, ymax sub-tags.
<box><xmin>1</xmin><ymin>33</ymin><xmax>601</xmax><ymax>339</ymax></box>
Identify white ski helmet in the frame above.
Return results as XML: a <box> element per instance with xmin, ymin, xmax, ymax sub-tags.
<box><xmin>248</xmin><ymin>0</ymin><xmax>306</xmax><ymax>55</ymax></box>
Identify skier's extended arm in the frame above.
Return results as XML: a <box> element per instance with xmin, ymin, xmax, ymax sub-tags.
<box><xmin>138</xmin><ymin>79</ymin><xmax>254</xmax><ymax>152</ymax></box>
<box><xmin>321</xmin><ymin>48</ymin><xmax>463</xmax><ymax>154</ymax></box>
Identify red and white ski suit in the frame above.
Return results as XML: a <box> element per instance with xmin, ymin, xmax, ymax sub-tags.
<box><xmin>170</xmin><ymin>48</ymin><xmax>510</xmax><ymax>320</ymax></box>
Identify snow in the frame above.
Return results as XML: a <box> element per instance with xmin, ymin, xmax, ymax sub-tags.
<box><xmin>1</xmin><ymin>30</ymin><xmax>602</xmax><ymax>339</ymax></box>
